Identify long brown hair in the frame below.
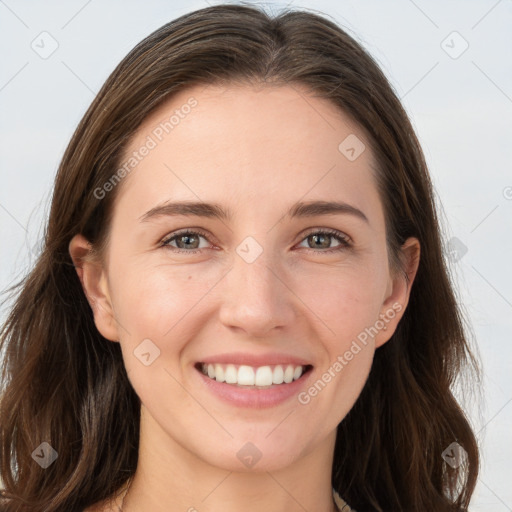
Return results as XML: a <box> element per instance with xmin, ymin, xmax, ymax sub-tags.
<box><xmin>0</xmin><ymin>3</ymin><xmax>480</xmax><ymax>511</ymax></box>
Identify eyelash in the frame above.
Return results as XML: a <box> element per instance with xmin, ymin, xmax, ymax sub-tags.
<box><xmin>160</xmin><ymin>228</ymin><xmax>352</xmax><ymax>255</ymax></box>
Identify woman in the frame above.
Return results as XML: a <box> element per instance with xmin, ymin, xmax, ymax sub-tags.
<box><xmin>0</xmin><ymin>3</ymin><xmax>480</xmax><ymax>511</ymax></box>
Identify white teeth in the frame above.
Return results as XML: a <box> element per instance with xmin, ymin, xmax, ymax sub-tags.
<box><xmin>200</xmin><ymin>363</ymin><xmax>307</xmax><ymax>386</ymax></box>
<box><xmin>214</xmin><ymin>364</ymin><xmax>225</xmax><ymax>383</ymax></box>
<box><xmin>237</xmin><ymin>365</ymin><xmax>255</xmax><ymax>385</ymax></box>
<box><xmin>255</xmin><ymin>366</ymin><xmax>273</xmax><ymax>386</ymax></box>
<box><xmin>283</xmin><ymin>365</ymin><xmax>295</xmax><ymax>383</ymax></box>
<box><xmin>225</xmin><ymin>364</ymin><xmax>237</xmax><ymax>384</ymax></box>
<box><xmin>272</xmin><ymin>365</ymin><xmax>284</xmax><ymax>384</ymax></box>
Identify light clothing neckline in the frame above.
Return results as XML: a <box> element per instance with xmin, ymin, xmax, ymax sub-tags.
<box><xmin>333</xmin><ymin>488</ymin><xmax>355</xmax><ymax>511</ymax></box>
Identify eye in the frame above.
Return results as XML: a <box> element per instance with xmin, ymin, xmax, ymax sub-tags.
<box><xmin>161</xmin><ymin>229</ymin><xmax>212</xmax><ymax>254</ymax></box>
<box><xmin>160</xmin><ymin>227</ymin><xmax>351</xmax><ymax>255</ymax></box>
<box><xmin>296</xmin><ymin>228</ymin><xmax>351</xmax><ymax>253</ymax></box>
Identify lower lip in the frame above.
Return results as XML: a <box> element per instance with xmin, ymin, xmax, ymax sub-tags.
<box><xmin>194</xmin><ymin>366</ymin><xmax>313</xmax><ymax>408</ymax></box>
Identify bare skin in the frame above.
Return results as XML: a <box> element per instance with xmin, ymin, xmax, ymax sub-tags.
<box><xmin>71</xmin><ymin>83</ymin><xmax>420</xmax><ymax>512</ymax></box>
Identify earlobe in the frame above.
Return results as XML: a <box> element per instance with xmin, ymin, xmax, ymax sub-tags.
<box><xmin>375</xmin><ymin>237</ymin><xmax>421</xmax><ymax>348</ymax></box>
<box><xmin>68</xmin><ymin>234</ymin><xmax>120</xmax><ymax>342</ymax></box>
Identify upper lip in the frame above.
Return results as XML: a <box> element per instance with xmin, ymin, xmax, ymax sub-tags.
<box><xmin>197</xmin><ymin>352</ymin><xmax>313</xmax><ymax>367</ymax></box>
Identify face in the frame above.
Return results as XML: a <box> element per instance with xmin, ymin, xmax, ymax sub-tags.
<box><xmin>72</xmin><ymin>83</ymin><xmax>418</xmax><ymax>473</ymax></box>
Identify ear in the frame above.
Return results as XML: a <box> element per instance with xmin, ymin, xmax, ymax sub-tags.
<box><xmin>375</xmin><ymin>237</ymin><xmax>420</xmax><ymax>348</ymax></box>
<box><xmin>68</xmin><ymin>234</ymin><xmax>120</xmax><ymax>342</ymax></box>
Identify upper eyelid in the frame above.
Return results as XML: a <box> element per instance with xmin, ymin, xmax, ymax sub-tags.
<box><xmin>161</xmin><ymin>227</ymin><xmax>351</xmax><ymax>248</ymax></box>
<box><xmin>161</xmin><ymin>228</ymin><xmax>212</xmax><ymax>245</ymax></box>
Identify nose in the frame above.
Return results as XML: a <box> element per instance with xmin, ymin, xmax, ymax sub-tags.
<box><xmin>218</xmin><ymin>250</ymin><xmax>296</xmax><ymax>338</ymax></box>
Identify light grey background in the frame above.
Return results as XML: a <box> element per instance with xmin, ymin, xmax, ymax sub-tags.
<box><xmin>1</xmin><ymin>1</ymin><xmax>511</xmax><ymax>510</ymax></box>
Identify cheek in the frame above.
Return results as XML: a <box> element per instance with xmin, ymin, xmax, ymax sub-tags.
<box><xmin>109</xmin><ymin>264</ymin><xmax>219</xmax><ymax>401</ymax></box>
<box><xmin>319</xmin><ymin>343</ymin><xmax>374</xmax><ymax>429</ymax></box>
<box><xmin>111</xmin><ymin>263</ymin><xmax>220</xmax><ymax>337</ymax></box>
<box><xmin>290</xmin><ymin>264</ymin><xmax>382</xmax><ymax>412</ymax></box>
<box><xmin>110</xmin><ymin>253</ymin><xmax>386</xmax><ymax>353</ymax></box>
<box><xmin>290</xmin><ymin>261</ymin><xmax>385</xmax><ymax>339</ymax></box>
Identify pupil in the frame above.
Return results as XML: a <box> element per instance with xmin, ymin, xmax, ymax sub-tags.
<box><xmin>311</xmin><ymin>234</ymin><xmax>329</xmax><ymax>249</ymax></box>
<box><xmin>178</xmin><ymin>234</ymin><xmax>198</xmax><ymax>249</ymax></box>
<box><xmin>175</xmin><ymin>234</ymin><xmax>332</xmax><ymax>250</ymax></box>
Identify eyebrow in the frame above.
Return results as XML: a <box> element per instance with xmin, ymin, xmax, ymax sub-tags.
<box><xmin>139</xmin><ymin>200</ymin><xmax>369</xmax><ymax>224</ymax></box>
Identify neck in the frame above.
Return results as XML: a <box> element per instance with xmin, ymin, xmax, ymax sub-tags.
<box><xmin>121</xmin><ymin>405</ymin><xmax>338</xmax><ymax>512</ymax></box>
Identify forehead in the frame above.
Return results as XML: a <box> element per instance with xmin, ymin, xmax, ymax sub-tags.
<box><xmin>114</xmin><ymin>83</ymin><xmax>381</xmax><ymax>224</ymax></box>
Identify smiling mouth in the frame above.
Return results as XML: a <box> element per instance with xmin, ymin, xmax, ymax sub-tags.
<box><xmin>194</xmin><ymin>362</ymin><xmax>313</xmax><ymax>388</ymax></box>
